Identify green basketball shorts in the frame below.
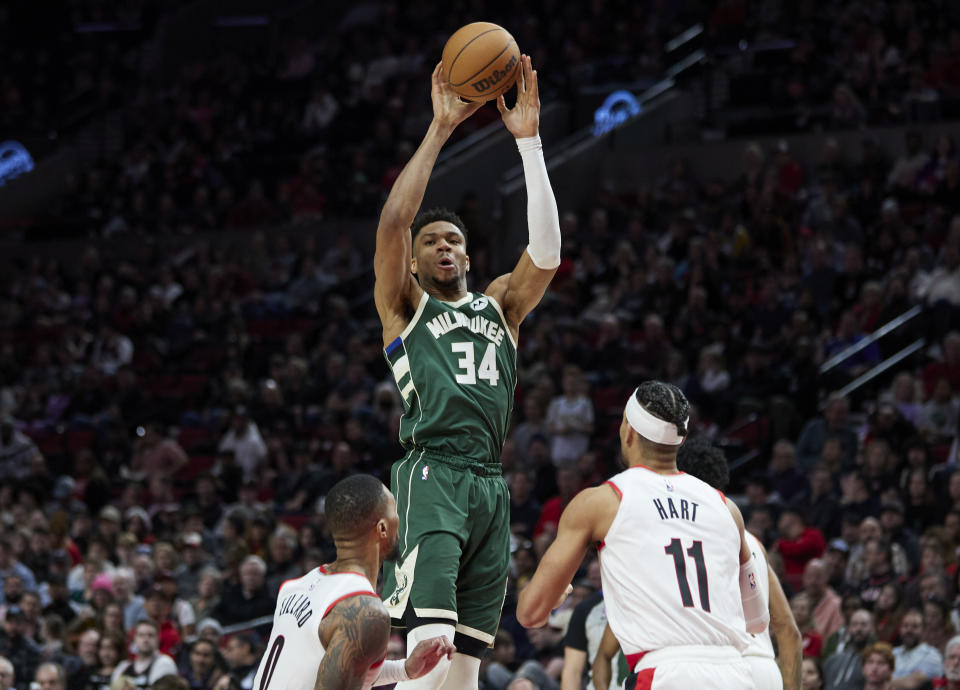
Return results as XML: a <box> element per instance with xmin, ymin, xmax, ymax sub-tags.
<box><xmin>382</xmin><ymin>448</ymin><xmax>510</xmax><ymax>657</ymax></box>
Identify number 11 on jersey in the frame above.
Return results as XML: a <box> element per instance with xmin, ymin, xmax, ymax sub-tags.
<box><xmin>664</xmin><ymin>538</ymin><xmax>711</xmax><ymax>612</ymax></box>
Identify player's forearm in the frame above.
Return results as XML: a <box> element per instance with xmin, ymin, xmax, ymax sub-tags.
<box><xmin>517</xmin><ymin>136</ymin><xmax>561</xmax><ymax>269</ymax></box>
<box><xmin>591</xmin><ymin>655</ymin><xmax>612</xmax><ymax>690</ymax></box>
<box><xmin>773</xmin><ymin>626</ymin><xmax>802</xmax><ymax>690</ymax></box>
<box><xmin>378</xmin><ymin>120</ymin><xmax>454</xmax><ymax>232</ymax></box>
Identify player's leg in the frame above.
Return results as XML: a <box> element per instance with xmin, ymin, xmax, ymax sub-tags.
<box><xmin>385</xmin><ymin>458</ymin><xmax>471</xmax><ymax>690</ymax></box>
<box><xmin>395</xmin><ymin>622</ymin><xmax>456</xmax><ymax>689</ymax></box>
<box><xmin>744</xmin><ymin>656</ymin><xmax>784</xmax><ymax>690</ymax></box>
<box><xmin>440</xmin><ymin>472</ymin><xmax>512</xmax><ymax>690</ymax></box>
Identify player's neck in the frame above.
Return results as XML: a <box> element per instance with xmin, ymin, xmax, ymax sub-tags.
<box><xmin>625</xmin><ymin>452</ymin><xmax>678</xmax><ymax>475</ymax></box>
<box><xmin>422</xmin><ymin>277</ymin><xmax>469</xmax><ymax>302</ymax></box>
<box><xmin>328</xmin><ymin>545</ymin><xmax>379</xmax><ymax>583</ymax></box>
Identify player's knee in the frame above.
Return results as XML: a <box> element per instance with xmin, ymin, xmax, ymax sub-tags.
<box><xmin>394</xmin><ymin>624</ymin><xmax>456</xmax><ymax>690</ymax></box>
<box><xmin>439</xmin><ymin>653</ymin><xmax>481</xmax><ymax>690</ymax></box>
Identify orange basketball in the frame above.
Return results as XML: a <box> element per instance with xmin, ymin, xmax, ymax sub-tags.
<box><xmin>441</xmin><ymin>22</ymin><xmax>520</xmax><ymax>102</ymax></box>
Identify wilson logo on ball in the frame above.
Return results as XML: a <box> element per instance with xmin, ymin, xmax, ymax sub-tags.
<box><xmin>471</xmin><ymin>55</ymin><xmax>518</xmax><ymax>93</ymax></box>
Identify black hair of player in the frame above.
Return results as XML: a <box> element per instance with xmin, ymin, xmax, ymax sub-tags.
<box><xmin>676</xmin><ymin>435</ymin><xmax>729</xmax><ymax>491</ymax></box>
<box><xmin>410</xmin><ymin>207</ymin><xmax>468</xmax><ymax>245</ymax></box>
<box><xmin>325</xmin><ymin>474</ymin><xmax>387</xmax><ymax>538</ymax></box>
<box><xmin>635</xmin><ymin>381</ymin><xmax>690</xmax><ymax>438</ymax></box>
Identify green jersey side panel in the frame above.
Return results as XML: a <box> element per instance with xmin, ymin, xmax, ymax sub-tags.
<box><xmin>384</xmin><ymin>291</ymin><xmax>517</xmax><ymax>464</ymax></box>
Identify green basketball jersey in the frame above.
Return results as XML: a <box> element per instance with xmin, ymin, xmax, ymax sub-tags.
<box><xmin>384</xmin><ymin>291</ymin><xmax>517</xmax><ymax>464</ymax></box>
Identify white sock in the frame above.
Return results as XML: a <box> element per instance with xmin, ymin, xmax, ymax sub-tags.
<box><xmin>393</xmin><ymin>623</ymin><xmax>456</xmax><ymax>690</ymax></box>
<box><xmin>439</xmin><ymin>653</ymin><xmax>481</xmax><ymax>690</ymax></box>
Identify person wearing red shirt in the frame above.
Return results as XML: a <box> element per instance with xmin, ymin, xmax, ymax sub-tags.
<box><xmin>532</xmin><ymin>464</ymin><xmax>582</xmax><ymax>546</ymax></box>
<box><xmin>130</xmin><ymin>586</ymin><xmax>181</xmax><ymax>657</ymax></box>
<box><xmin>776</xmin><ymin>508</ymin><xmax>827</xmax><ymax>592</ymax></box>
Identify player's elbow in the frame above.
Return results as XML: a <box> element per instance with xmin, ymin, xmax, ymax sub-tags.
<box><xmin>516</xmin><ymin>598</ymin><xmax>545</xmax><ymax>629</ymax></box>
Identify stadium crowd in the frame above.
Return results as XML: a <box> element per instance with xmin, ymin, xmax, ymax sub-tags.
<box><xmin>1</xmin><ymin>2</ymin><xmax>960</xmax><ymax>690</ymax></box>
<box><xmin>1</xmin><ymin>119</ymin><xmax>959</xmax><ymax>688</ymax></box>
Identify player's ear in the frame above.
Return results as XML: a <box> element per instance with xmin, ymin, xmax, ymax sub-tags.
<box><xmin>465</xmin><ymin>254</ymin><xmax>470</xmax><ymax>272</ymax></box>
<box><xmin>410</xmin><ymin>256</ymin><xmax>418</xmax><ymax>274</ymax></box>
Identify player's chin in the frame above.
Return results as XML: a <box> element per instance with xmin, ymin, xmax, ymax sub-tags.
<box><xmin>432</xmin><ymin>273</ymin><xmax>460</xmax><ymax>289</ymax></box>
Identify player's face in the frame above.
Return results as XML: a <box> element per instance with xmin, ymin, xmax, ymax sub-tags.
<box><xmin>412</xmin><ymin>222</ymin><xmax>469</xmax><ymax>289</ymax></box>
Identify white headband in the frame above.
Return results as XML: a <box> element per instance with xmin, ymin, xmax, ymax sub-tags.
<box><xmin>625</xmin><ymin>388</ymin><xmax>688</xmax><ymax>446</ymax></box>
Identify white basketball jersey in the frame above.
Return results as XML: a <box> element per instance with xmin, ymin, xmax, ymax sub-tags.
<box><xmin>742</xmin><ymin>531</ymin><xmax>775</xmax><ymax>659</ymax></box>
<box><xmin>599</xmin><ymin>466</ymin><xmax>749</xmax><ymax>660</ymax></box>
<box><xmin>252</xmin><ymin>566</ymin><xmax>382</xmax><ymax>690</ymax></box>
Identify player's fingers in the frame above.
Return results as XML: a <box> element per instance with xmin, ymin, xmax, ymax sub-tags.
<box><xmin>530</xmin><ymin>69</ymin><xmax>539</xmax><ymax>102</ymax></box>
<box><xmin>496</xmin><ymin>94</ymin><xmax>508</xmax><ymax>114</ymax></box>
<box><xmin>433</xmin><ymin>61</ymin><xmax>442</xmax><ymax>78</ymax></box>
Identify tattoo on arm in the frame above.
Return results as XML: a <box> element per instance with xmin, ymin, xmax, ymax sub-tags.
<box><xmin>315</xmin><ymin>595</ymin><xmax>391</xmax><ymax>690</ymax></box>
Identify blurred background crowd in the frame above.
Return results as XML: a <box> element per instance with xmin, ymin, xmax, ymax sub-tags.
<box><xmin>1</xmin><ymin>1</ymin><xmax>960</xmax><ymax>690</ymax></box>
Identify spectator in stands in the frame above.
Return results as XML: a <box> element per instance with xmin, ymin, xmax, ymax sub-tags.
<box><xmin>0</xmin><ymin>606</ymin><xmax>38</xmax><ymax>688</ymax></box>
<box><xmin>0</xmin><ymin>418</ymin><xmax>38</xmax><ymax>483</ymax></box>
<box><xmin>112</xmin><ymin>621</ymin><xmax>177</xmax><ymax>684</ymax></box>
<box><xmin>938</xmin><ymin>635</ymin><xmax>960</xmax><ymax>689</ymax></box>
<box><xmin>130</xmin><ymin>426</ymin><xmax>188</xmax><ymax>483</ymax></box>
<box><xmin>923</xmin><ymin>598</ymin><xmax>955</xmax><ymax>653</ymax></box>
<box><xmin>217</xmin><ymin>409</ymin><xmax>267</xmax><ymax>484</ymax></box>
<box><xmin>770</xmin><ymin>440</ymin><xmax>809</xmax><ymax>504</ymax></box>
<box><xmin>795</xmin><ymin>464</ymin><xmax>842</xmax><ymax>538</ymax></box>
<box><xmin>139</xmin><ymin>586</ymin><xmax>181</xmax><ymax>657</ymax></box>
<box><xmin>892</xmin><ymin>608</ymin><xmax>943</xmax><ymax>686</ymax></box>
<box><xmin>210</xmin><ymin>557</ymin><xmax>273</xmax><ymax>626</ymax></box>
<box><xmin>787</xmin><ymin>594</ymin><xmax>820</xmax><ymax>661</ymax></box>
<box><xmin>0</xmin><ymin>657</ymin><xmax>12</xmax><ymax>690</ymax></box>
<box><xmin>111</xmin><ymin>569</ymin><xmax>144</xmax><ymax>633</ymax></box>
<box><xmin>803</xmin><ymin>559</ymin><xmax>844</xmax><ymax>641</ymax></box>
<box><xmin>860</xmin><ymin>642</ymin><xmax>895</xmax><ymax>690</ymax></box>
<box><xmin>509</xmin><ymin>472</ymin><xmax>541</xmax><ymax>541</ymax></box>
<box><xmin>180</xmin><ymin>638</ymin><xmax>222</xmax><ymax>690</ymax></box>
<box><xmin>858</xmin><ymin>538</ymin><xmax>898</xmax><ymax>611</ymax></box>
<box><xmin>545</xmin><ymin>366</ymin><xmax>594</xmax><ymax>466</ymax></box>
<box><xmin>222</xmin><ymin>635</ymin><xmax>258</xmax><ymax>690</ymax></box>
<box><xmin>796</xmin><ymin>393</ymin><xmax>858</xmax><ymax>471</ymax></box>
<box><xmin>776</xmin><ymin>507</ymin><xmax>827</xmax><ymax>592</ymax></box>
<box><xmin>68</xmin><ymin>629</ymin><xmax>100</xmax><ymax>690</ymax></box>
<box><xmin>33</xmin><ymin>664</ymin><xmax>65</xmax><ymax>690</ymax></box>
<box><xmin>823</xmin><ymin>609</ymin><xmax>876</xmax><ymax>690</ymax></box>
<box><xmin>873</xmin><ymin>583</ymin><xmax>905</xmax><ymax>645</ymax></box>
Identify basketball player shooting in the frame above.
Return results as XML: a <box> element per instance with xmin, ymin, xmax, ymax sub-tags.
<box><xmin>374</xmin><ymin>55</ymin><xmax>560</xmax><ymax>690</ymax></box>
<box><xmin>591</xmin><ymin>436</ymin><xmax>801</xmax><ymax>690</ymax></box>
<box><xmin>251</xmin><ymin>475</ymin><xmax>454</xmax><ymax>690</ymax></box>
<box><xmin>517</xmin><ymin>382</ymin><xmax>770</xmax><ymax>689</ymax></box>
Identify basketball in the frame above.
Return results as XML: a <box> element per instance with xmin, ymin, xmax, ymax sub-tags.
<box><xmin>442</xmin><ymin>22</ymin><xmax>521</xmax><ymax>102</ymax></box>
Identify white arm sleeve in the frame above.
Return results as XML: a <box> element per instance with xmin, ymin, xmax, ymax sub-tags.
<box><xmin>373</xmin><ymin>659</ymin><xmax>409</xmax><ymax>685</ymax></box>
<box><xmin>740</xmin><ymin>555</ymin><xmax>770</xmax><ymax>634</ymax></box>
<box><xmin>517</xmin><ymin>135</ymin><xmax>561</xmax><ymax>269</ymax></box>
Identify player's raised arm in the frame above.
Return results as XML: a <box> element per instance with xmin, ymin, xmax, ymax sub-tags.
<box><xmin>517</xmin><ymin>486</ymin><xmax>617</xmax><ymax>628</ymax></box>
<box><xmin>486</xmin><ymin>55</ymin><xmax>560</xmax><ymax>334</ymax></box>
<box><xmin>374</xmin><ymin>63</ymin><xmax>482</xmax><ymax>342</ymax></box>
<box><xmin>316</xmin><ymin>594</ymin><xmax>391</xmax><ymax>690</ymax></box>
<box><xmin>761</xmin><ymin>546</ymin><xmax>802</xmax><ymax>690</ymax></box>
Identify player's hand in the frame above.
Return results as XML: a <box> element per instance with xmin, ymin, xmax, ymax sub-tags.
<box><xmin>431</xmin><ymin>62</ymin><xmax>483</xmax><ymax>131</ymax></box>
<box><xmin>497</xmin><ymin>54</ymin><xmax>540</xmax><ymax>139</ymax></box>
<box><xmin>404</xmin><ymin>636</ymin><xmax>457</xmax><ymax>679</ymax></box>
<box><xmin>553</xmin><ymin>584</ymin><xmax>573</xmax><ymax>611</ymax></box>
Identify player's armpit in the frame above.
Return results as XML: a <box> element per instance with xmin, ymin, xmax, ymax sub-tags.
<box><xmin>516</xmin><ymin>487</ymin><xmax>617</xmax><ymax>628</ymax></box>
<box><xmin>316</xmin><ymin>595</ymin><xmax>391</xmax><ymax>690</ymax></box>
<box><xmin>591</xmin><ymin>623</ymin><xmax>620</xmax><ymax>690</ymax></box>
<box><xmin>485</xmin><ymin>250</ymin><xmax>556</xmax><ymax>335</ymax></box>
<box><xmin>767</xmin><ymin>563</ymin><xmax>801</xmax><ymax>690</ymax></box>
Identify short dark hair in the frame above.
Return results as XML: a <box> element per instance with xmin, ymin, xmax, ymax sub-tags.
<box><xmin>635</xmin><ymin>381</ymin><xmax>691</xmax><ymax>439</ymax></box>
<box><xmin>410</xmin><ymin>207</ymin><xmax>468</xmax><ymax>244</ymax></box>
<box><xmin>324</xmin><ymin>475</ymin><xmax>387</xmax><ymax>538</ymax></box>
<box><xmin>150</xmin><ymin>675</ymin><xmax>189</xmax><ymax>690</ymax></box>
<box><xmin>677</xmin><ymin>436</ymin><xmax>729</xmax><ymax>491</ymax></box>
